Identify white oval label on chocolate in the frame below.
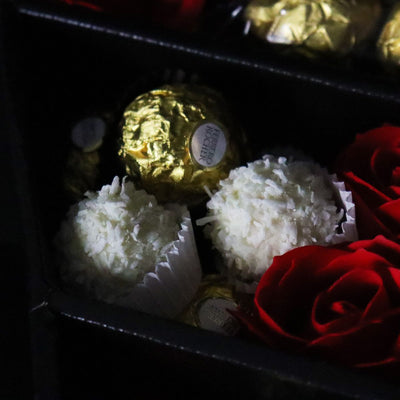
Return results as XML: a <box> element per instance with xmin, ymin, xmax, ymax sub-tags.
<box><xmin>71</xmin><ymin>117</ymin><xmax>106</xmax><ymax>152</ymax></box>
<box><xmin>190</xmin><ymin>122</ymin><xmax>227</xmax><ymax>168</ymax></box>
<box><xmin>197</xmin><ymin>298</ymin><xmax>239</xmax><ymax>336</ymax></box>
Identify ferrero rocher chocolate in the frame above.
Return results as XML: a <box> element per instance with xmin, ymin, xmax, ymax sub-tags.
<box><xmin>244</xmin><ymin>0</ymin><xmax>381</xmax><ymax>56</ymax></box>
<box><xmin>64</xmin><ymin>149</ymin><xmax>100</xmax><ymax>202</ymax></box>
<box><xmin>377</xmin><ymin>3</ymin><xmax>400</xmax><ymax>67</ymax></box>
<box><xmin>119</xmin><ymin>84</ymin><xmax>243</xmax><ymax>204</ymax></box>
<box><xmin>179</xmin><ymin>274</ymin><xmax>240</xmax><ymax>336</ymax></box>
<box><xmin>64</xmin><ymin>117</ymin><xmax>107</xmax><ymax>202</ymax></box>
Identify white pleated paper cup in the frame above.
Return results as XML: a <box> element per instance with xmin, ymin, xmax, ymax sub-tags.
<box><xmin>56</xmin><ymin>176</ymin><xmax>203</xmax><ymax>320</ymax></box>
<box><xmin>116</xmin><ymin>212</ymin><xmax>202</xmax><ymax>318</ymax></box>
<box><xmin>329</xmin><ymin>174</ymin><xmax>358</xmax><ymax>244</ymax></box>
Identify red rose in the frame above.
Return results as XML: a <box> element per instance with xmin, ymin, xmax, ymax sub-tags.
<box><xmin>151</xmin><ymin>0</ymin><xmax>206</xmax><ymax>31</ymax></box>
<box><xmin>335</xmin><ymin>125</ymin><xmax>400</xmax><ymax>241</ymax></box>
<box><xmin>56</xmin><ymin>0</ymin><xmax>206</xmax><ymax>31</ymax></box>
<box><xmin>236</xmin><ymin>236</ymin><xmax>400</xmax><ymax>370</ymax></box>
<box><xmin>57</xmin><ymin>0</ymin><xmax>146</xmax><ymax>13</ymax></box>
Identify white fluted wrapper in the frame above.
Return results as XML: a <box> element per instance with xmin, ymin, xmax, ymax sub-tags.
<box><xmin>330</xmin><ymin>174</ymin><xmax>358</xmax><ymax>244</ymax></box>
<box><xmin>117</xmin><ymin>213</ymin><xmax>202</xmax><ymax>318</ymax></box>
<box><xmin>55</xmin><ymin>176</ymin><xmax>202</xmax><ymax>319</ymax></box>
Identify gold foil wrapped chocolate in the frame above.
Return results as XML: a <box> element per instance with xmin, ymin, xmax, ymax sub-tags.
<box><xmin>377</xmin><ymin>3</ymin><xmax>400</xmax><ymax>67</ymax></box>
<box><xmin>244</xmin><ymin>0</ymin><xmax>381</xmax><ymax>56</ymax></box>
<box><xmin>179</xmin><ymin>274</ymin><xmax>240</xmax><ymax>336</ymax></box>
<box><xmin>119</xmin><ymin>84</ymin><xmax>242</xmax><ymax>204</ymax></box>
<box><xmin>64</xmin><ymin>149</ymin><xmax>100</xmax><ymax>202</ymax></box>
<box><xmin>64</xmin><ymin>117</ymin><xmax>106</xmax><ymax>202</ymax></box>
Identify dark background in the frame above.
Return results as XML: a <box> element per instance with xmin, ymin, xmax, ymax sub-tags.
<box><xmin>3</xmin><ymin>1</ymin><xmax>400</xmax><ymax>399</ymax></box>
<box><xmin>0</xmin><ymin>2</ymin><xmax>33</xmax><ymax>397</ymax></box>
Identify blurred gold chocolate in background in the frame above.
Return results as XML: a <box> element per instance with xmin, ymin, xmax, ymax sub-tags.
<box><xmin>64</xmin><ymin>117</ymin><xmax>107</xmax><ymax>202</ymax></box>
<box><xmin>377</xmin><ymin>3</ymin><xmax>400</xmax><ymax>66</ymax></box>
<box><xmin>119</xmin><ymin>84</ymin><xmax>243</xmax><ymax>205</ymax></box>
<box><xmin>244</xmin><ymin>0</ymin><xmax>381</xmax><ymax>56</ymax></box>
<box><xmin>179</xmin><ymin>274</ymin><xmax>240</xmax><ymax>336</ymax></box>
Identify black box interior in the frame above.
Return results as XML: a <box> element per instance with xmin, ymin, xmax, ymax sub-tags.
<box><xmin>3</xmin><ymin>0</ymin><xmax>400</xmax><ymax>398</ymax></box>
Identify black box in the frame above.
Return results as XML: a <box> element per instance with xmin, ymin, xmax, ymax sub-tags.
<box><xmin>3</xmin><ymin>1</ymin><xmax>400</xmax><ymax>398</ymax></box>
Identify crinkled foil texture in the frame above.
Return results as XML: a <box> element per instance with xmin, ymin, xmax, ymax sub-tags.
<box><xmin>64</xmin><ymin>148</ymin><xmax>100</xmax><ymax>202</ymax></box>
<box><xmin>179</xmin><ymin>274</ymin><xmax>239</xmax><ymax>335</ymax></box>
<box><xmin>244</xmin><ymin>0</ymin><xmax>381</xmax><ymax>56</ymax></box>
<box><xmin>378</xmin><ymin>3</ymin><xmax>400</xmax><ymax>66</ymax></box>
<box><xmin>119</xmin><ymin>84</ymin><xmax>242</xmax><ymax>204</ymax></box>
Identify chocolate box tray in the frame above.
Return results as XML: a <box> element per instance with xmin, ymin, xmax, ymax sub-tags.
<box><xmin>4</xmin><ymin>0</ymin><xmax>400</xmax><ymax>398</ymax></box>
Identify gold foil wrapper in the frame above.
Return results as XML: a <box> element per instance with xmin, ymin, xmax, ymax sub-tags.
<box><xmin>244</xmin><ymin>0</ymin><xmax>381</xmax><ymax>56</ymax></box>
<box><xmin>63</xmin><ymin>117</ymin><xmax>107</xmax><ymax>202</ymax></box>
<box><xmin>179</xmin><ymin>274</ymin><xmax>240</xmax><ymax>336</ymax></box>
<box><xmin>63</xmin><ymin>149</ymin><xmax>100</xmax><ymax>202</ymax></box>
<box><xmin>377</xmin><ymin>3</ymin><xmax>400</xmax><ymax>67</ymax></box>
<box><xmin>119</xmin><ymin>84</ymin><xmax>242</xmax><ymax>204</ymax></box>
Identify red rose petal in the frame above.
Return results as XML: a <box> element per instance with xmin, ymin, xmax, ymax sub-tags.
<box><xmin>392</xmin><ymin>332</ymin><xmax>400</xmax><ymax>358</ymax></box>
<box><xmin>370</xmin><ymin>147</ymin><xmax>400</xmax><ymax>191</ymax></box>
<box><xmin>311</xmin><ymin>268</ymin><xmax>388</xmax><ymax>335</ymax></box>
<box><xmin>335</xmin><ymin>126</ymin><xmax>400</xmax><ymax>184</ymax></box>
<box><xmin>256</xmin><ymin>258</ymin><xmax>309</xmax><ymax>335</ymax></box>
<box><xmin>311</xmin><ymin>291</ymin><xmax>361</xmax><ymax>335</ymax></box>
<box><xmin>231</xmin><ymin>307</ymin><xmax>277</xmax><ymax>347</ymax></box>
<box><xmin>256</xmin><ymin>247</ymin><xmax>339</xmax><ymax>311</ymax></box>
<box><xmin>324</xmin><ymin>247</ymin><xmax>391</xmax><ymax>272</ymax></box>
<box><xmin>349</xmin><ymin>235</ymin><xmax>400</xmax><ymax>266</ymax></box>
<box><xmin>179</xmin><ymin>0</ymin><xmax>205</xmax><ymax>16</ymax></box>
<box><xmin>390</xmin><ymin>184</ymin><xmax>400</xmax><ymax>198</ymax></box>
<box><xmin>331</xmin><ymin>301</ymin><xmax>361</xmax><ymax>317</ymax></box>
<box><xmin>255</xmin><ymin>300</ymin><xmax>307</xmax><ymax>347</ymax></box>
<box><xmin>275</xmin><ymin>247</ymin><xmax>347</xmax><ymax>294</ymax></box>
<box><xmin>362</xmin><ymin>281</ymin><xmax>390</xmax><ymax>321</ymax></box>
<box><xmin>355</xmin><ymin>357</ymin><xmax>399</xmax><ymax>373</ymax></box>
<box><xmin>326</xmin><ymin>269</ymin><xmax>381</xmax><ymax>312</ymax></box>
<box><xmin>367</xmin><ymin>267</ymin><xmax>400</xmax><ymax>310</ymax></box>
<box><xmin>340</xmin><ymin>172</ymin><xmax>395</xmax><ymax>239</ymax></box>
<box><xmin>62</xmin><ymin>0</ymin><xmax>103</xmax><ymax>10</ymax></box>
<box><xmin>378</xmin><ymin>199</ymin><xmax>400</xmax><ymax>239</ymax></box>
<box><xmin>342</xmin><ymin>171</ymin><xmax>392</xmax><ymax>205</ymax></box>
<box><xmin>350</xmin><ymin>190</ymin><xmax>395</xmax><ymax>240</ymax></box>
<box><xmin>256</xmin><ymin>247</ymin><xmax>348</xmax><ymax>334</ymax></box>
<box><xmin>386</xmin><ymin>267</ymin><xmax>400</xmax><ymax>294</ymax></box>
<box><xmin>311</xmin><ymin>250</ymin><xmax>353</xmax><ymax>279</ymax></box>
<box><xmin>391</xmin><ymin>166</ymin><xmax>400</xmax><ymax>186</ymax></box>
<box><xmin>233</xmin><ymin>305</ymin><xmax>307</xmax><ymax>351</ymax></box>
<box><xmin>257</xmin><ymin>246</ymin><xmax>339</xmax><ymax>291</ymax></box>
<box><xmin>379</xmin><ymin>198</ymin><xmax>400</xmax><ymax>222</ymax></box>
<box><xmin>356</xmin><ymin>126</ymin><xmax>400</xmax><ymax>151</ymax></box>
<box><xmin>306</xmin><ymin>313</ymin><xmax>400</xmax><ymax>366</ymax></box>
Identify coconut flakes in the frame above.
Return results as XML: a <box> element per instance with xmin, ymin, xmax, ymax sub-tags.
<box><xmin>55</xmin><ymin>176</ymin><xmax>183</xmax><ymax>302</ymax></box>
<box><xmin>197</xmin><ymin>154</ymin><xmax>344</xmax><ymax>283</ymax></box>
